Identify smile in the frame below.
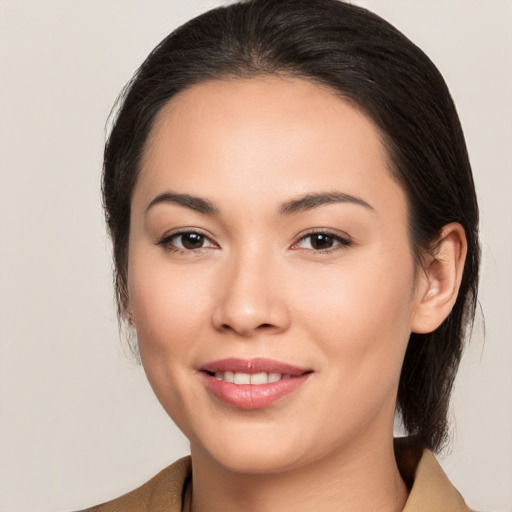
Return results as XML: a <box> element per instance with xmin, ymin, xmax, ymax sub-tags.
<box><xmin>213</xmin><ymin>371</ymin><xmax>288</xmax><ymax>384</ymax></box>
<box><xmin>200</xmin><ymin>358</ymin><xmax>312</xmax><ymax>409</ymax></box>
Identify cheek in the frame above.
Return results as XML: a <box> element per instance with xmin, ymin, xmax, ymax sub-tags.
<box><xmin>127</xmin><ymin>249</ymin><xmax>211</xmax><ymax>360</ymax></box>
<box><xmin>296</xmin><ymin>250</ymin><xmax>417</xmax><ymax>378</ymax></box>
<box><xmin>300</xmin><ymin>249</ymin><xmax>415</xmax><ymax>320</ymax></box>
<box><xmin>126</xmin><ymin>251</ymin><xmax>213</xmax><ymax>431</ymax></box>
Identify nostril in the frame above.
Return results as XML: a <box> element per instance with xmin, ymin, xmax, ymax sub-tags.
<box><xmin>219</xmin><ymin>322</ymin><xmax>276</xmax><ymax>334</ymax></box>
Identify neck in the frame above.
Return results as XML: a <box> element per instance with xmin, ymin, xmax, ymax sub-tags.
<box><xmin>187</xmin><ymin>433</ymin><xmax>408</xmax><ymax>512</ymax></box>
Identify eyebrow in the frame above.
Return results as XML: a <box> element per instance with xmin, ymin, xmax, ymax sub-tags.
<box><xmin>145</xmin><ymin>192</ymin><xmax>219</xmax><ymax>215</ymax></box>
<box><xmin>279</xmin><ymin>191</ymin><xmax>373</xmax><ymax>216</ymax></box>
<box><xmin>145</xmin><ymin>190</ymin><xmax>373</xmax><ymax>217</ymax></box>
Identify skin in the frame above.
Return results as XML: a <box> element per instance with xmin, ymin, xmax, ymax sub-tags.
<box><xmin>127</xmin><ymin>76</ymin><xmax>466</xmax><ymax>512</ymax></box>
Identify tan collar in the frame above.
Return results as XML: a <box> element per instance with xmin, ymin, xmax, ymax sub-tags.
<box><xmin>395</xmin><ymin>437</ymin><xmax>471</xmax><ymax>511</ymax></box>
<box><xmin>84</xmin><ymin>439</ymin><xmax>471</xmax><ymax>511</ymax></box>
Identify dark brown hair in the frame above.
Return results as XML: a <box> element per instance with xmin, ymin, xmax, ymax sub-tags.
<box><xmin>103</xmin><ymin>0</ymin><xmax>479</xmax><ymax>452</ymax></box>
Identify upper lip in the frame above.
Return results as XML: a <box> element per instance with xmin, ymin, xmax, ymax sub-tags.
<box><xmin>200</xmin><ymin>358</ymin><xmax>309</xmax><ymax>375</ymax></box>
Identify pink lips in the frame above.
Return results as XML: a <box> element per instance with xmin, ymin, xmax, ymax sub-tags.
<box><xmin>200</xmin><ymin>358</ymin><xmax>311</xmax><ymax>410</ymax></box>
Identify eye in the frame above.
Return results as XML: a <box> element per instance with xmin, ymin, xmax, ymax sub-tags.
<box><xmin>293</xmin><ymin>231</ymin><xmax>352</xmax><ymax>252</ymax></box>
<box><xmin>158</xmin><ymin>230</ymin><xmax>217</xmax><ymax>252</ymax></box>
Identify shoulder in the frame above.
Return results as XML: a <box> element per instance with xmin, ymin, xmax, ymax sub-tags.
<box><xmin>75</xmin><ymin>456</ymin><xmax>191</xmax><ymax>512</ymax></box>
<box><xmin>395</xmin><ymin>438</ymin><xmax>473</xmax><ymax>512</ymax></box>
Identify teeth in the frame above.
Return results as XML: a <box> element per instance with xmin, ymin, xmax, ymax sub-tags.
<box><xmin>212</xmin><ymin>371</ymin><xmax>285</xmax><ymax>385</ymax></box>
<box><xmin>268</xmin><ymin>372</ymin><xmax>281</xmax><ymax>383</ymax></box>
<box><xmin>233</xmin><ymin>372</ymin><xmax>251</xmax><ymax>385</ymax></box>
<box><xmin>250</xmin><ymin>372</ymin><xmax>268</xmax><ymax>385</ymax></box>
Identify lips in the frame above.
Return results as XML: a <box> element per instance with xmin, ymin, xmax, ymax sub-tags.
<box><xmin>200</xmin><ymin>358</ymin><xmax>312</xmax><ymax>409</ymax></box>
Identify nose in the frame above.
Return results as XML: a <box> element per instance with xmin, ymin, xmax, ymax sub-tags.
<box><xmin>211</xmin><ymin>249</ymin><xmax>291</xmax><ymax>337</ymax></box>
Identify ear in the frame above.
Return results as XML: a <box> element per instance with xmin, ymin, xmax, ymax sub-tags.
<box><xmin>122</xmin><ymin>290</ymin><xmax>135</xmax><ymax>327</ymax></box>
<box><xmin>127</xmin><ymin>310</ymin><xmax>136</xmax><ymax>327</ymax></box>
<box><xmin>411</xmin><ymin>223</ymin><xmax>467</xmax><ymax>334</ymax></box>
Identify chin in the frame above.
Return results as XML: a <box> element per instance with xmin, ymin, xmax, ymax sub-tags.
<box><xmin>203</xmin><ymin>444</ymin><xmax>305</xmax><ymax>475</ymax></box>
<box><xmin>189</xmin><ymin>421</ymin><xmax>311</xmax><ymax>475</ymax></box>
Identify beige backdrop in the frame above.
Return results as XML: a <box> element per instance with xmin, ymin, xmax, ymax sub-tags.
<box><xmin>0</xmin><ymin>1</ymin><xmax>510</xmax><ymax>511</ymax></box>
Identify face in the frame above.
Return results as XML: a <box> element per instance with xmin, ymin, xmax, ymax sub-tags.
<box><xmin>128</xmin><ymin>77</ymin><xmax>427</xmax><ymax>473</ymax></box>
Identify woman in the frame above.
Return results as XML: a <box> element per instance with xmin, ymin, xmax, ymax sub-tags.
<box><xmin>83</xmin><ymin>0</ymin><xmax>479</xmax><ymax>510</ymax></box>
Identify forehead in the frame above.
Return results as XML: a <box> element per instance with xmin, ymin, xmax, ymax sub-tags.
<box><xmin>136</xmin><ymin>76</ymin><xmax>406</xmax><ymax>219</ymax></box>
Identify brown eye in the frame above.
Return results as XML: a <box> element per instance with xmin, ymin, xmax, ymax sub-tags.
<box><xmin>309</xmin><ymin>233</ymin><xmax>335</xmax><ymax>250</ymax></box>
<box><xmin>159</xmin><ymin>231</ymin><xmax>217</xmax><ymax>252</ymax></box>
<box><xmin>181</xmin><ymin>232</ymin><xmax>205</xmax><ymax>249</ymax></box>
<box><xmin>294</xmin><ymin>232</ymin><xmax>352</xmax><ymax>252</ymax></box>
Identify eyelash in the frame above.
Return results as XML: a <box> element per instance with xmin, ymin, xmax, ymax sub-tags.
<box><xmin>157</xmin><ymin>229</ymin><xmax>352</xmax><ymax>254</ymax></box>
<box><xmin>292</xmin><ymin>230</ymin><xmax>353</xmax><ymax>254</ymax></box>
<box><xmin>157</xmin><ymin>229</ymin><xmax>218</xmax><ymax>254</ymax></box>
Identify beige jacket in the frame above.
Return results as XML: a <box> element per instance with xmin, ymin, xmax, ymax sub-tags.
<box><xmin>79</xmin><ymin>439</ymin><xmax>472</xmax><ymax>512</ymax></box>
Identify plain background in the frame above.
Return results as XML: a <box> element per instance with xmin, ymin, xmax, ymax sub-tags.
<box><xmin>0</xmin><ymin>1</ymin><xmax>511</xmax><ymax>511</ymax></box>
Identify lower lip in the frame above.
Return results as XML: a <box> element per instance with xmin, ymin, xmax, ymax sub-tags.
<box><xmin>202</xmin><ymin>373</ymin><xmax>311</xmax><ymax>410</ymax></box>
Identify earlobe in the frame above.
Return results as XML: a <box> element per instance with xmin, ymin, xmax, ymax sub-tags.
<box><xmin>411</xmin><ymin>223</ymin><xmax>467</xmax><ymax>334</ymax></box>
<box><xmin>127</xmin><ymin>310</ymin><xmax>136</xmax><ymax>327</ymax></box>
<box><xmin>123</xmin><ymin>290</ymin><xmax>135</xmax><ymax>326</ymax></box>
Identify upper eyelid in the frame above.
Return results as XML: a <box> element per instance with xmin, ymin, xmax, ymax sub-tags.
<box><xmin>156</xmin><ymin>229</ymin><xmax>219</xmax><ymax>252</ymax></box>
<box><xmin>293</xmin><ymin>228</ymin><xmax>352</xmax><ymax>242</ymax></box>
<box><xmin>158</xmin><ymin>227</ymin><xmax>212</xmax><ymax>242</ymax></box>
<box><xmin>291</xmin><ymin>230</ymin><xmax>353</xmax><ymax>250</ymax></box>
